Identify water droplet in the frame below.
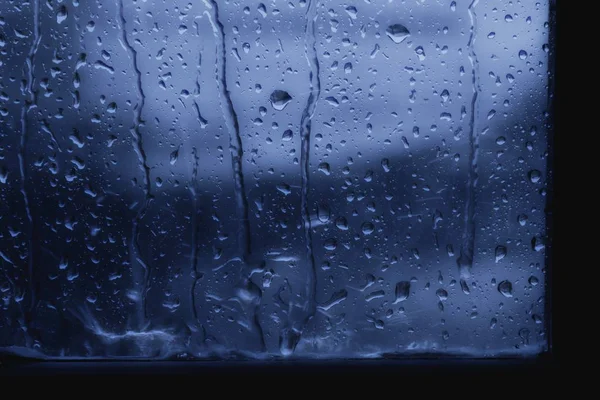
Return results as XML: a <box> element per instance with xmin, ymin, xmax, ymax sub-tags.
<box><xmin>323</xmin><ymin>238</ymin><xmax>338</xmax><ymax>251</ymax></box>
<box><xmin>529</xmin><ymin>276</ymin><xmax>539</xmax><ymax>286</ymax></box>
<box><xmin>415</xmin><ymin>46</ymin><xmax>426</xmax><ymax>61</ymax></box>
<box><xmin>257</xmin><ymin>3</ymin><xmax>267</xmax><ymax>18</ymax></box>
<box><xmin>345</xmin><ymin>6</ymin><xmax>357</xmax><ymax>19</ymax></box>
<box><xmin>498</xmin><ymin>280</ymin><xmax>513</xmax><ymax>297</ymax></box>
<box><xmin>365</xmin><ymin>290</ymin><xmax>385</xmax><ymax>302</ymax></box>
<box><xmin>436</xmin><ymin>288</ymin><xmax>448</xmax><ymax>301</ymax></box>
<box><xmin>532</xmin><ymin>236</ymin><xmax>545</xmax><ymax>252</ymax></box>
<box><xmin>325</xmin><ymin>96</ymin><xmax>339</xmax><ymax>106</ymax></box>
<box><xmin>386</xmin><ymin>24</ymin><xmax>410</xmax><ymax>44</ymax></box>
<box><xmin>57</xmin><ymin>5</ymin><xmax>68</xmax><ymax>24</ymax></box>
<box><xmin>0</xmin><ymin>167</ymin><xmax>8</xmax><ymax>184</ymax></box>
<box><xmin>518</xmin><ymin>214</ymin><xmax>528</xmax><ymax>226</ymax></box>
<box><xmin>317</xmin><ymin>204</ymin><xmax>330</xmax><ymax>223</ymax></box>
<box><xmin>529</xmin><ymin>169</ymin><xmax>542</xmax><ymax>183</ymax></box>
<box><xmin>335</xmin><ymin>217</ymin><xmax>348</xmax><ymax>230</ymax></box>
<box><xmin>381</xmin><ymin>158</ymin><xmax>390</xmax><ymax>172</ymax></box>
<box><xmin>318</xmin><ymin>162</ymin><xmax>331</xmax><ymax>175</ymax></box>
<box><xmin>519</xmin><ymin>50</ymin><xmax>528</xmax><ymax>60</ymax></box>
<box><xmin>440</xmin><ymin>89</ymin><xmax>449</xmax><ymax>102</ymax></box>
<box><xmin>495</xmin><ymin>245</ymin><xmax>507</xmax><ymax>263</ymax></box>
<box><xmin>361</xmin><ymin>222</ymin><xmax>375</xmax><ymax>235</ymax></box>
<box><xmin>344</xmin><ymin>62</ymin><xmax>353</xmax><ymax>74</ymax></box>
<box><xmin>270</xmin><ymin>90</ymin><xmax>292</xmax><ymax>111</ymax></box>
<box><xmin>282</xmin><ymin>129</ymin><xmax>293</xmax><ymax>141</ymax></box>
<box><xmin>394</xmin><ymin>281</ymin><xmax>410</xmax><ymax>303</ymax></box>
<box><xmin>519</xmin><ymin>328</ymin><xmax>530</xmax><ymax>344</ymax></box>
<box><xmin>460</xmin><ymin>279</ymin><xmax>470</xmax><ymax>295</ymax></box>
<box><xmin>276</xmin><ymin>183</ymin><xmax>291</xmax><ymax>195</ymax></box>
<box><xmin>433</xmin><ymin>210</ymin><xmax>443</xmax><ymax>229</ymax></box>
<box><xmin>169</xmin><ymin>148</ymin><xmax>179</xmax><ymax>165</ymax></box>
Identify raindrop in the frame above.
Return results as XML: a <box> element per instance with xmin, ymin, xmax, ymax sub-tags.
<box><xmin>345</xmin><ymin>6</ymin><xmax>357</xmax><ymax>19</ymax></box>
<box><xmin>57</xmin><ymin>5</ymin><xmax>68</xmax><ymax>24</ymax></box>
<box><xmin>270</xmin><ymin>90</ymin><xmax>292</xmax><ymax>111</ymax></box>
<box><xmin>282</xmin><ymin>129</ymin><xmax>293</xmax><ymax>141</ymax></box>
<box><xmin>415</xmin><ymin>46</ymin><xmax>426</xmax><ymax>61</ymax></box>
<box><xmin>436</xmin><ymin>288</ymin><xmax>448</xmax><ymax>301</ymax></box>
<box><xmin>318</xmin><ymin>162</ymin><xmax>331</xmax><ymax>175</ymax></box>
<box><xmin>276</xmin><ymin>183</ymin><xmax>292</xmax><ymax>195</ymax></box>
<box><xmin>335</xmin><ymin>217</ymin><xmax>348</xmax><ymax>230</ymax></box>
<box><xmin>323</xmin><ymin>238</ymin><xmax>338</xmax><ymax>251</ymax></box>
<box><xmin>361</xmin><ymin>222</ymin><xmax>375</xmax><ymax>235</ymax></box>
<box><xmin>169</xmin><ymin>148</ymin><xmax>179</xmax><ymax>165</ymax></box>
<box><xmin>381</xmin><ymin>158</ymin><xmax>390</xmax><ymax>172</ymax></box>
<box><xmin>498</xmin><ymin>280</ymin><xmax>513</xmax><ymax>297</ymax></box>
<box><xmin>518</xmin><ymin>214</ymin><xmax>528</xmax><ymax>226</ymax></box>
<box><xmin>318</xmin><ymin>204</ymin><xmax>330</xmax><ymax>223</ymax></box>
<box><xmin>386</xmin><ymin>24</ymin><xmax>410</xmax><ymax>44</ymax></box>
<box><xmin>529</xmin><ymin>169</ymin><xmax>542</xmax><ymax>183</ymax></box>
<box><xmin>529</xmin><ymin>276</ymin><xmax>539</xmax><ymax>286</ymax></box>
<box><xmin>519</xmin><ymin>50</ymin><xmax>528</xmax><ymax>60</ymax></box>
<box><xmin>495</xmin><ymin>245</ymin><xmax>507</xmax><ymax>263</ymax></box>
<box><xmin>441</xmin><ymin>89</ymin><xmax>449</xmax><ymax>102</ymax></box>
<box><xmin>532</xmin><ymin>236</ymin><xmax>545</xmax><ymax>252</ymax></box>
<box><xmin>394</xmin><ymin>281</ymin><xmax>411</xmax><ymax>303</ymax></box>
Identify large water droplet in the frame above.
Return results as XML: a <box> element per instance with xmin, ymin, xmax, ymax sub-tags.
<box><xmin>169</xmin><ymin>148</ymin><xmax>179</xmax><ymax>165</ymax></box>
<box><xmin>529</xmin><ymin>169</ymin><xmax>542</xmax><ymax>183</ymax></box>
<box><xmin>270</xmin><ymin>90</ymin><xmax>292</xmax><ymax>111</ymax></box>
<box><xmin>495</xmin><ymin>245</ymin><xmax>507</xmax><ymax>263</ymax></box>
<box><xmin>394</xmin><ymin>281</ymin><xmax>410</xmax><ymax>303</ymax></box>
<box><xmin>386</xmin><ymin>24</ymin><xmax>410</xmax><ymax>44</ymax></box>
<box><xmin>345</xmin><ymin>6</ymin><xmax>358</xmax><ymax>19</ymax></box>
<box><xmin>57</xmin><ymin>6</ymin><xmax>68</xmax><ymax>24</ymax></box>
<box><xmin>317</xmin><ymin>204</ymin><xmax>330</xmax><ymax>223</ymax></box>
<box><xmin>282</xmin><ymin>129</ymin><xmax>293</xmax><ymax>141</ymax></box>
<box><xmin>436</xmin><ymin>288</ymin><xmax>448</xmax><ymax>301</ymax></box>
<box><xmin>335</xmin><ymin>217</ymin><xmax>348</xmax><ymax>230</ymax></box>
<box><xmin>532</xmin><ymin>236</ymin><xmax>545</xmax><ymax>252</ymax></box>
<box><xmin>519</xmin><ymin>50</ymin><xmax>528</xmax><ymax>60</ymax></box>
<box><xmin>323</xmin><ymin>238</ymin><xmax>338</xmax><ymax>251</ymax></box>
<box><xmin>361</xmin><ymin>222</ymin><xmax>375</xmax><ymax>235</ymax></box>
<box><xmin>498</xmin><ymin>280</ymin><xmax>513</xmax><ymax>297</ymax></box>
<box><xmin>318</xmin><ymin>162</ymin><xmax>331</xmax><ymax>175</ymax></box>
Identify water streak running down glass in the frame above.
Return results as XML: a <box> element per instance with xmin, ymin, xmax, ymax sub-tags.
<box><xmin>0</xmin><ymin>0</ymin><xmax>552</xmax><ymax>359</ymax></box>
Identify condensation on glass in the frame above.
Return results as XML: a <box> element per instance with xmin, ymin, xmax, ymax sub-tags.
<box><xmin>0</xmin><ymin>0</ymin><xmax>552</xmax><ymax>359</ymax></box>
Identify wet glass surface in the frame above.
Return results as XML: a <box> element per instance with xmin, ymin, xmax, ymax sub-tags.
<box><xmin>0</xmin><ymin>0</ymin><xmax>552</xmax><ymax>359</ymax></box>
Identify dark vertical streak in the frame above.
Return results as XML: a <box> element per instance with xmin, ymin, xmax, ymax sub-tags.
<box><xmin>299</xmin><ymin>0</ymin><xmax>320</xmax><ymax>322</ymax></box>
<box><xmin>206</xmin><ymin>1</ymin><xmax>251</xmax><ymax>261</ymax></box>
<box><xmin>205</xmin><ymin>1</ymin><xmax>264</xmax><ymax>351</ymax></box>
<box><xmin>18</xmin><ymin>0</ymin><xmax>41</xmax><ymax>346</ymax></box>
<box><xmin>118</xmin><ymin>0</ymin><xmax>153</xmax><ymax>329</ymax></box>
<box><xmin>278</xmin><ymin>0</ymin><xmax>320</xmax><ymax>355</ymax></box>
<box><xmin>457</xmin><ymin>0</ymin><xmax>480</xmax><ymax>281</ymax></box>
<box><xmin>189</xmin><ymin>148</ymin><xmax>201</xmax><ymax>322</ymax></box>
